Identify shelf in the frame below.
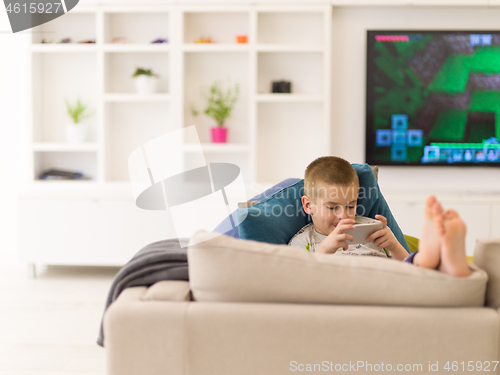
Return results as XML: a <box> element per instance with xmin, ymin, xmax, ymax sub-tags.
<box><xmin>104</xmin><ymin>93</ymin><xmax>170</xmax><ymax>102</ymax></box>
<box><xmin>103</xmin><ymin>44</ymin><xmax>170</xmax><ymax>53</ymax></box>
<box><xmin>32</xmin><ymin>143</ymin><xmax>99</xmax><ymax>152</ymax></box>
<box><xmin>33</xmin><ymin>151</ymin><xmax>98</xmax><ymax>181</ymax></box>
<box><xmin>33</xmin><ymin>178</ymin><xmax>95</xmax><ymax>184</ymax></box>
<box><xmin>104</xmin><ymin>52</ymin><xmax>170</xmax><ymax>94</ymax></box>
<box><xmin>257</xmin><ymin>11</ymin><xmax>324</xmax><ymax>45</ymax></box>
<box><xmin>256</xmin><ymin>94</ymin><xmax>324</xmax><ymax>103</ymax></box>
<box><xmin>184</xmin><ymin>143</ymin><xmax>250</xmax><ymax>153</ymax></box>
<box><xmin>183</xmin><ymin>11</ymin><xmax>249</xmax><ymax>44</ymax></box>
<box><xmin>31</xmin><ymin>12</ymin><xmax>96</xmax><ymax>45</ymax></box>
<box><xmin>257</xmin><ymin>52</ymin><xmax>324</xmax><ymax>96</ymax></box>
<box><xmin>32</xmin><ymin>53</ymin><xmax>98</xmax><ymax>143</ymax></box>
<box><xmin>182</xmin><ymin>44</ymin><xmax>249</xmax><ymax>52</ymax></box>
<box><xmin>31</xmin><ymin>44</ymin><xmax>97</xmax><ymax>53</ymax></box>
<box><xmin>256</xmin><ymin>44</ymin><xmax>323</xmax><ymax>52</ymax></box>
<box><xmin>103</xmin><ymin>12</ymin><xmax>170</xmax><ymax>44</ymax></box>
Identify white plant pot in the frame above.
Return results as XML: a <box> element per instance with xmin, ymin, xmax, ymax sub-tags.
<box><xmin>134</xmin><ymin>75</ymin><xmax>158</xmax><ymax>95</ymax></box>
<box><xmin>66</xmin><ymin>123</ymin><xmax>87</xmax><ymax>143</ymax></box>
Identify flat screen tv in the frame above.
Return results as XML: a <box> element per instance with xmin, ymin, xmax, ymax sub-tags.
<box><xmin>366</xmin><ymin>30</ymin><xmax>500</xmax><ymax>166</ymax></box>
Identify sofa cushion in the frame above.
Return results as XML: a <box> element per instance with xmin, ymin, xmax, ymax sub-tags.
<box><xmin>235</xmin><ymin>164</ymin><xmax>410</xmax><ymax>253</ymax></box>
<box><xmin>188</xmin><ymin>231</ymin><xmax>487</xmax><ymax>307</ymax></box>
<box><xmin>141</xmin><ymin>281</ymin><xmax>191</xmax><ymax>302</ymax></box>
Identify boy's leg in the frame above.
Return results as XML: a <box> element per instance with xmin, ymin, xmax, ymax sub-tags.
<box><xmin>412</xmin><ymin>197</ymin><xmax>470</xmax><ymax>277</ymax></box>
<box><xmin>436</xmin><ymin>209</ymin><xmax>470</xmax><ymax>277</ymax></box>
<box><xmin>412</xmin><ymin>196</ymin><xmax>443</xmax><ymax>269</ymax></box>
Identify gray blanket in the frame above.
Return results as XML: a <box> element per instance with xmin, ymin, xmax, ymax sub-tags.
<box><xmin>97</xmin><ymin>237</ymin><xmax>189</xmax><ymax>347</ymax></box>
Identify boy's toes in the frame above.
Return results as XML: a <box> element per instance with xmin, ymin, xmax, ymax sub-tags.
<box><xmin>425</xmin><ymin>195</ymin><xmax>437</xmax><ymax>219</ymax></box>
<box><xmin>444</xmin><ymin>209</ymin><xmax>460</xmax><ymax>220</ymax></box>
<box><xmin>432</xmin><ymin>200</ymin><xmax>445</xmax><ymax>235</ymax></box>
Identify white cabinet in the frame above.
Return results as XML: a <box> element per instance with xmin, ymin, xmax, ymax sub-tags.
<box><xmin>22</xmin><ymin>3</ymin><xmax>331</xmax><ymax>267</ymax></box>
<box><xmin>19</xmin><ymin>196</ymin><xmax>173</xmax><ymax>266</ymax></box>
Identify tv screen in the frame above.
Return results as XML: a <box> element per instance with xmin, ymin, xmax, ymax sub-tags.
<box><xmin>366</xmin><ymin>30</ymin><xmax>500</xmax><ymax>166</ymax></box>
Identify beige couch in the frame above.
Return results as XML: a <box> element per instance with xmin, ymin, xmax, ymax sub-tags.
<box><xmin>104</xmin><ymin>233</ymin><xmax>500</xmax><ymax>375</ymax></box>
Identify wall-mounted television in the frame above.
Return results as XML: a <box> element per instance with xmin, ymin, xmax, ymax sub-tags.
<box><xmin>366</xmin><ymin>30</ymin><xmax>500</xmax><ymax>166</ymax></box>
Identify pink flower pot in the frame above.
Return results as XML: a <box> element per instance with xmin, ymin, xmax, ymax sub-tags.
<box><xmin>211</xmin><ymin>127</ymin><xmax>228</xmax><ymax>143</ymax></box>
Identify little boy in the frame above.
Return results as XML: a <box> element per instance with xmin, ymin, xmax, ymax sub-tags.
<box><xmin>288</xmin><ymin>156</ymin><xmax>470</xmax><ymax>277</ymax></box>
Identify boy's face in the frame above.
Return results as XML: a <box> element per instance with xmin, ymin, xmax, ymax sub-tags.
<box><xmin>302</xmin><ymin>183</ymin><xmax>359</xmax><ymax>236</ymax></box>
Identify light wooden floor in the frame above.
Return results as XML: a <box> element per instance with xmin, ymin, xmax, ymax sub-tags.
<box><xmin>0</xmin><ymin>263</ymin><xmax>119</xmax><ymax>374</ymax></box>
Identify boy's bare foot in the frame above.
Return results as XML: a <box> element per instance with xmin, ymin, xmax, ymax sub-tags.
<box><xmin>416</xmin><ymin>195</ymin><xmax>443</xmax><ymax>269</ymax></box>
<box><xmin>438</xmin><ymin>209</ymin><xmax>470</xmax><ymax>277</ymax></box>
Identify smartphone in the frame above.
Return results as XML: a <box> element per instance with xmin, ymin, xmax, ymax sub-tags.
<box><xmin>344</xmin><ymin>217</ymin><xmax>384</xmax><ymax>245</ymax></box>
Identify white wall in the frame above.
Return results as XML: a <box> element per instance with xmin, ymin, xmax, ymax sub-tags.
<box><xmin>331</xmin><ymin>6</ymin><xmax>500</xmax><ymax>193</ymax></box>
<box><xmin>0</xmin><ymin>10</ymin><xmax>29</xmax><ymax>263</ymax></box>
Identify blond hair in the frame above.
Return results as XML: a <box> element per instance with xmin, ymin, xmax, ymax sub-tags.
<box><xmin>304</xmin><ymin>156</ymin><xmax>359</xmax><ymax>200</ymax></box>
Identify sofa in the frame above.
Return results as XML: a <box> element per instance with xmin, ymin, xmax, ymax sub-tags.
<box><xmin>103</xmin><ymin>234</ymin><xmax>499</xmax><ymax>375</ymax></box>
<box><xmin>102</xmin><ymin>167</ymin><xmax>500</xmax><ymax>375</ymax></box>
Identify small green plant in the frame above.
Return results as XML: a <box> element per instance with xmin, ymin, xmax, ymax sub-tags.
<box><xmin>132</xmin><ymin>67</ymin><xmax>159</xmax><ymax>78</ymax></box>
<box><xmin>201</xmin><ymin>79</ymin><xmax>239</xmax><ymax>126</ymax></box>
<box><xmin>65</xmin><ymin>98</ymin><xmax>95</xmax><ymax>124</ymax></box>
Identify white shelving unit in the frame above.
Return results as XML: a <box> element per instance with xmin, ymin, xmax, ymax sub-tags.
<box><xmin>21</xmin><ymin>3</ymin><xmax>331</xmax><ymax>268</ymax></box>
<box><xmin>27</xmin><ymin>5</ymin><xmax>174</xmax><ymax>186</ymax></box>
<box><xmin>27</xmin><ymin>4</ymin><xmax>330</xmax><ymax>185</ymax></box>
<box><xmin>179</xmin><ymin>4</ymin><xmax>331</xmax><ymax>183</ymax></box>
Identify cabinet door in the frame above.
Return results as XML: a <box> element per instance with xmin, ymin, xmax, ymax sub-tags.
<box><xmin>19</xmin><ymin>198</ymin><xmax>175</xmax><ymax>266</ymax></box>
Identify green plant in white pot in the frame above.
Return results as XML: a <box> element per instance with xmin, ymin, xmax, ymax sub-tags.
<box><xmin>65</xmin><ymin>98</ymin><xmax>95</xmax><ymax>143</ymax></box>
<box><xmin>132</xmin><ymin>67</ymin><xmax>159</xmax><ymax>95</ymax></box>
<box><xmin>201</xmin><ymin>79</ymin><xmax>239</xmax><ymax>143</ymax></box>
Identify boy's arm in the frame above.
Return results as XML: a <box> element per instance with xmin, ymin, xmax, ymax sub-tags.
<box><xmin>366</xmin><ymin>215</ymin><xmax>409</xmax><ymax>261</ymax></box>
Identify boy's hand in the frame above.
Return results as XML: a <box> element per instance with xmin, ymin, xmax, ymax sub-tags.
<box><xmin>366</xmin><ymin>215</ymin><xmax>398</xmax><ymax>250</ymax></box>
<box><xmin>317</xmin><ymin>219</ymin><xmax>356</xmax><ymax>254</ymax></box>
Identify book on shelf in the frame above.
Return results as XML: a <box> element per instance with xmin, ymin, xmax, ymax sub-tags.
<box><xmin>39</xmin><ymin>169</ymin><xmax>89</xmax><ymax>180</ymax></box>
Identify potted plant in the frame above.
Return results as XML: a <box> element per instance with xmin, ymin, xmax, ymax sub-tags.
<box><xmin>200</xmin><ymin>79</ymin><xmax>239</xmax><ymax>143</ymax></box>
<box><xmin>132</xmin><ymin>67</ymin><xmax>159</xmax><ymax>95</ymax></box>
<box><xmin>64</xmin><ymin>97</ymin><xmax>95</xmax><ymax>143</ymax></box>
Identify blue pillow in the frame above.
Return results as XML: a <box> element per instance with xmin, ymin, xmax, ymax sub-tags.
<box><xmin>212</xmin><ymin>178</ymin><xmax>300</xmax><ymax>238</ymax></box>
<box><xmin>215</xmin><ymin>164</ymin><xmax>410</xmax><ymax>253</ymax></box>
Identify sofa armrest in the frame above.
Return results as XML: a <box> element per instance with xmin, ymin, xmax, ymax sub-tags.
<box><xmin>104</xmin><ymin>286</ymin><xmax>189</xmax><ymax>375</ymax></box>
<box><xmin>474</xmin><ymin>239</ymin><xmax>500</xmax><ymax>308</ymax></box>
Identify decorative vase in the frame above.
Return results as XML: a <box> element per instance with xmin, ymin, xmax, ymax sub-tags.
<box><xmin>134</xmin><ymin>75</ymin><xmax>157</xmax><ymax>95</ymax></box>
<box><xmin>65</xmin><ymin>123</ymin><xmax>87</xmax><ymax>143</ymax></box>
<box><xmin>211</xmin><ymin>126</ymin><xmax>228</xmax><ymax>143</ymax></box>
